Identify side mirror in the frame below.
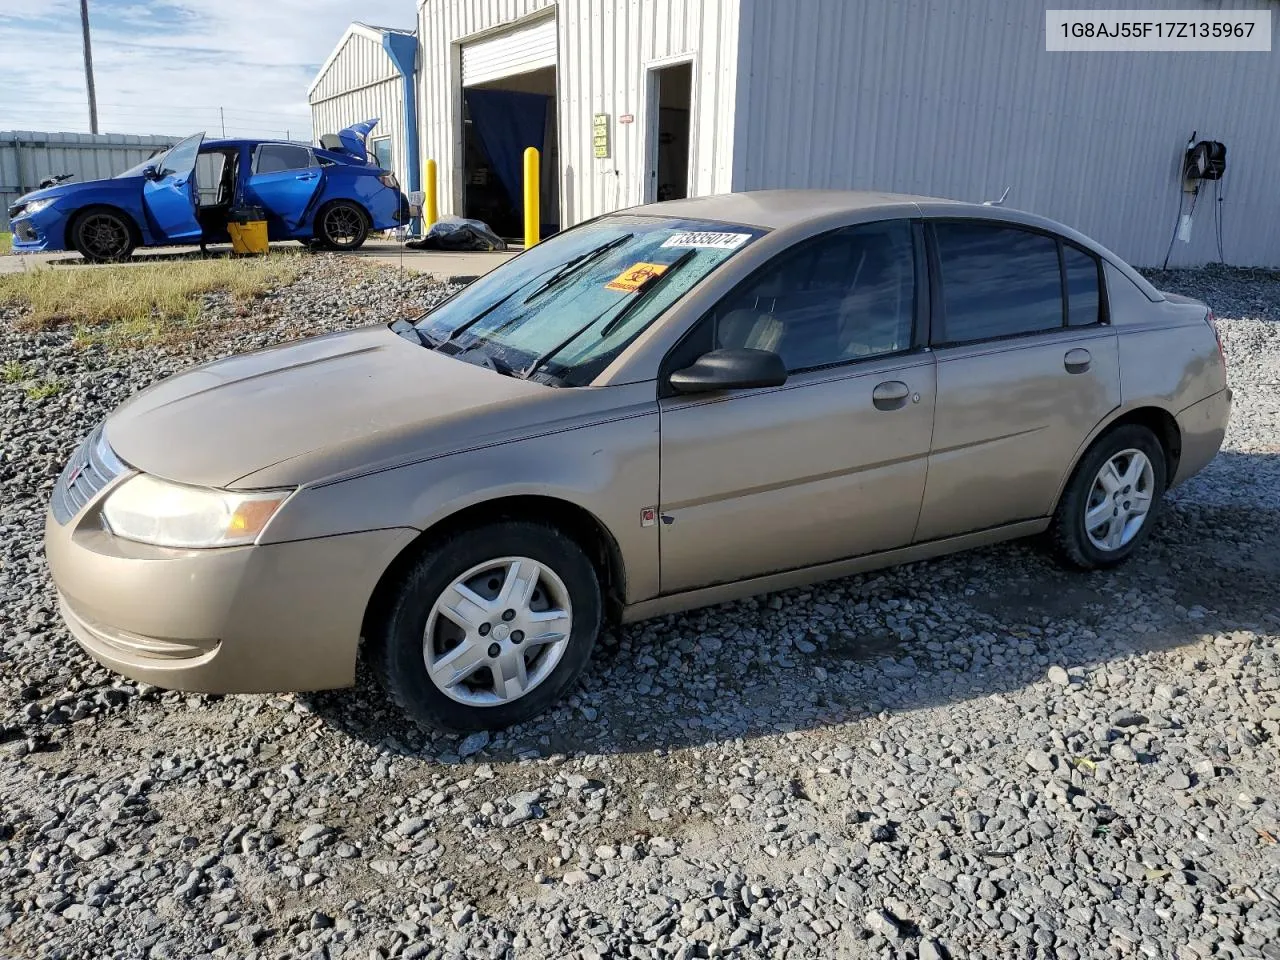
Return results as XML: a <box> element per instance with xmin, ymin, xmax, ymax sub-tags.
<box><xmin>669</xmin><ymin>348</ymin><xmax>787</xmax><ymax>394</ymax></box>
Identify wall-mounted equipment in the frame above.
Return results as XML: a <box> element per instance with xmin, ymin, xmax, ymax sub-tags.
<box><xmin>1183</xmin><ymin>137</ymin><xmax>1226</xmax><ymax>184</ymax></box>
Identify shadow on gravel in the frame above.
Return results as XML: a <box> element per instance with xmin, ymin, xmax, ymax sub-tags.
<box><xmin>300</xmin><ymin>452</ymin><xmax>1279</xmax><ymax>765</ymax></box>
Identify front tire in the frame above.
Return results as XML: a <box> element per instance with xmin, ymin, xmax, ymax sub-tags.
<box><xmin>1050</xmin><ymin>424</ymin><xmax>1167</xmax><ymax>570</ymax></box>
<box><xmin>370</xmin><ymin>521</ymin><xmax>603</xmax><ymax>732</ymax></box>
<box><xmin>314</xmin><ymin>201</ymin><xmax>369</xmax><ymax>251</ymax></box>
<box><xmin>70</xmin><ymin>208</ymin><xmax>136</xmax><ymax>262</ymax></box>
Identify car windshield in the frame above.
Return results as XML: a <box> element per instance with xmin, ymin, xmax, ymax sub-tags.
<box><xmin>414</xmin><ymin>215</ymin><xmax>768</xmax><ymax>386</ymax></box>
<box><xmin>114</xmin><ymin>147</ymin><xmax>170</xmax><ymax>179</ymax></box>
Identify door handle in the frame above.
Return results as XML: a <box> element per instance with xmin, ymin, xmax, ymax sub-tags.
<box><xmin>295</xmin><ymin>172</ymin><xmax>318</xmax><ymax>180</ymax></box>
<box><xmin>872</xmin><ymin>380</ymin><xmax>910</xmax><ymax>410</ymax></box>
<box><xmin>1064</xmin><ymin>348</ymin><xmax>1092</xmax><ymax>374</ymax></box>
<box><xmin>171</xmin><ymin>177</ymin><xmax>187</xmax><ymax>187</ymax></box>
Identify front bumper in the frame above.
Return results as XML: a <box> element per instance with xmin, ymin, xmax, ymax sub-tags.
<box><xmin>9</xmin><ymin>205</ymin><xmax>67</xmax><ymax>253</ymax></box>
<box><xmin>45</xmin><ymin>504</ymin><xmax>417</xmax><ymax>693</ymax></box>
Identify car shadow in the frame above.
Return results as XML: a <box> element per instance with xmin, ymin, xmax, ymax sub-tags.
<box><xmin>299</xmin><ymin>449</ymin><xmax>1278</xmax><ymax>764</ymax></box>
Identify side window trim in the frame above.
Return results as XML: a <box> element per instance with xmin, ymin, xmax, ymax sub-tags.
<box><xmin>924</xmin><ymin>218</ymin><xmax>1110</xmax><ymax>349</ymax></box>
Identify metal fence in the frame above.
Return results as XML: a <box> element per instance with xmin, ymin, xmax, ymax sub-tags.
<box><xmin>1</xmin><ymin>130</ymin><xmax>176</xmax><ymax>231</ymax></box>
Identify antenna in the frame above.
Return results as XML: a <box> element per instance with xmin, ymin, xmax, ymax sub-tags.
<box><xmin>983</xmin><ymin>186</ymin><xmax>1011</xmax><ymax>207</ymax></box>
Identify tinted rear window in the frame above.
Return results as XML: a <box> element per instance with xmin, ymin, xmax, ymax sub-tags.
<box><xmin>933</xmin><ymin>222</ymin><xmax>1064</xmax><ymax>343</ymax></box>
<box><xmin>255</xmin><ymin>144</ymin><xmax>312</xmax><ymax>174</ymax></box>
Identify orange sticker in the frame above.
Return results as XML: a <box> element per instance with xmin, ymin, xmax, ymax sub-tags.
<box><xmin>605</xmin><ymin>262</ymin><xmax>669</xmax><ymax>293</ymax></box>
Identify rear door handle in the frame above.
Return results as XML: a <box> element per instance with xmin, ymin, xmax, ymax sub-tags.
<box><xmin>1064</xmin><ymin>348</ymin><xmax>1092</xmax><ymax>374</ymax></box>
<box><xmin>872</xmin><ymin>380</ymin><xmax>910</xmax><ymax>410</ymax></box>
<box><xmin>295</xmin><ymin>172</ymin><xmax>318</xmax><ymax>181</ymax></box>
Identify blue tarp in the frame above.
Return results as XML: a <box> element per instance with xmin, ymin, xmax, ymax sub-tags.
<box><xmin>463</xmin><ymin>88</ymin><xmax>549</xmax><ymax>211</ymax></box>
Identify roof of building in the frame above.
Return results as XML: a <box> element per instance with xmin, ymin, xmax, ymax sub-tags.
<box><xmin>308</xmin><ymin>21</ymin><xmax>416</xmax><ymax>99</ymax></box>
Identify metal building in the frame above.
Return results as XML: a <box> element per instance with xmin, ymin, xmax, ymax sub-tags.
<box><xmin>1</xmin><ymin>131</ymin><xmax>175</xmax><ymax>231</ymax></box>
<box><xmin>317</xmin><ymin>0</ymin><xmax>1280</xmax><ymax>266</ymax></box>
<box><xmin>307</xmin><ymin>22</ymin><xmax>419</xmax><ymax>198</ymax></box>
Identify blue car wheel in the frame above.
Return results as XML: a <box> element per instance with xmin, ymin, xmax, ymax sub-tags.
<box><xmin>71</xmin><ymin>208</ymin><xmax>137</xmax><ymax>263</ymax></box>
<box><xmin>315</xmin><ymin>201</ymin><xmax>369</xmax><ymax>252</ymax></box>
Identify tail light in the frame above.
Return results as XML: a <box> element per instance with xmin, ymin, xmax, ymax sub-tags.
<box><xmin>379</xmin><ymin>172</ymin><xmax>400</xmax><ymax>189</ymax></box>
<box><xmin>1206</xmin><ymin>309</ymin><xmax>1225</xmax><ymax>364</ymax></box>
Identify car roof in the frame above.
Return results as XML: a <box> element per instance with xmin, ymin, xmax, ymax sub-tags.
<box><xmin>624</xmin><ymin>189</ymin><xmax>966</xmax><ymax>229</ymax></box>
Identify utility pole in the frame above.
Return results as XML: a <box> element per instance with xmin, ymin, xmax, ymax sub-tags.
<box><xmin>220</xmin><ymin>106</ymin><xmax>226</xmax><ymax>137</ymax></box>
<box><xmin>80</xmin><ymin>0</ymin><xmax>99</xmax><ymax>134</ymax></box>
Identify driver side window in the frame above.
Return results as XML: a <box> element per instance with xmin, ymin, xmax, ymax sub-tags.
<box><xmin>710</xmin><ymin>219</ymin><xmax>917</xmax><ymax>372</ymax></box>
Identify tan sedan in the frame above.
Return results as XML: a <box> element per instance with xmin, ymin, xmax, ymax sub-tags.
<box><xmin>45</xmin><ymin>191</ymin><xmax>1231</xmax><ymax>731</ymax></box>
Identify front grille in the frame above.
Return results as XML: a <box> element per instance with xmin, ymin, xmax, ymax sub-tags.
<box><xmin>50</xmin><ymin>425</ymin><xmax>127</xmax><ymax>525</ymax></box>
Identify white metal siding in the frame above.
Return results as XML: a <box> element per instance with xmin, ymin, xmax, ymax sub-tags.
<box><xmin>460</xmin><ymin>16</ymin><xmax>557</xmax><ymax>85</ymax></box>
<box><xmin>1</xmin><ymin>131</ymin><xmax>175</xmax><ymax>230</ymax></box>
<box><xmin>417</xmin><ymin>0</ymin><xmax>742</xmax><ymax>228</ymax></box>
<box><xmin>310</xmin><ymin>77</ymin><xmax>408</xmax><ymax>187</ymax></box>
<box><xmin>310</xmin><ymin>32</ymin><xmax>399</xmax><ymax>104</ymax></box>
<box><xmin>734</xmin><ymin>0</ymin><xmax>1280</xmax><ymax>268</ymax></box>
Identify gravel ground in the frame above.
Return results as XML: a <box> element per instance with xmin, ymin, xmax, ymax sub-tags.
<box><xmin>1</xmin><ymin>255</ymin><xmax>1277</xmax><ymax>960</ymax></box>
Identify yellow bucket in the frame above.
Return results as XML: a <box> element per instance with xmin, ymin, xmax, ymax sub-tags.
<box><xmin>228</xmin><ymin>219</ymin><xmax>269</xmax><ymax>255</ymax></box>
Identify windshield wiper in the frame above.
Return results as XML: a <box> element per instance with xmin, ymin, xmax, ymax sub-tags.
<box><xmin>452</xmin><ymin>343</ymin><xmax>519</xmax><ymax>377</ymax></box>
<box><xmin>521</xmin><ymin>233</ymin><xmax>634</xmax><ymax>305</ymax></box>
<box><xmin>522</xmin><ymin>249</ymin><xmax>698</xmax><ymax>380</ymax></box>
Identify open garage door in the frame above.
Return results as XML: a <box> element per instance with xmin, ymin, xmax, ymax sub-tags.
<box><xmin>461</xmin><ymin>16</ymin><xmax>556</xmax><ymax>86</ymax></box>
<box><xmin>460</xmin><ymin>15</ymin><xmax>559</xmax><ymax>241</ymax></box>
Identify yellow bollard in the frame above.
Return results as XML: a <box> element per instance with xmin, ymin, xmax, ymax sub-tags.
<box><xmin>523</xmin><ymin>146</ymin><xmax>540</xmax><ymax>249</ymax></box>
<box><xmin>424</xmin><ymin>158</ymin><xmax>438</xmax><ymax>229</ymax></box>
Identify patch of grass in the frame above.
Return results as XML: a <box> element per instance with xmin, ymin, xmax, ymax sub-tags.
<box><xmin>0</xmin><ymin>254</ymin><xmax>303</xmax><ymax>347</ymax></box>
<box><xmin>2</xmin><ymin>359</ymin><xmax>29</xmax><ymax>382</ymax></box>
<box><xmin>0</xmin><ymin>232</ymin><xmax>11</xmax><ymax>255</ymax></box>
<box><xmin>25</xmin><ymin>377</ymin><xmax>62</xmax><ymax>400</ymax></box>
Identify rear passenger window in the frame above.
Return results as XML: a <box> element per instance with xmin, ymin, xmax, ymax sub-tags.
<box><xmin>933</xmin><ymin>223</ymin><xmax>1063</xmax><ymax>343</ymax></box>
<box><xmin>254</xmin><ymin>144</ymin><xmax>313</xmax><ymax>174</ymax></box>
<box><xmin>1064</xmin><ymin>244</ymin><xmax>1103</xmax><ymax>326</ymax></box>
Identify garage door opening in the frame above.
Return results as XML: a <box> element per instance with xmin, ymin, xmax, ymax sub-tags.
<box><xmin>460</xmin><ymin>16</ymin><xmax>559</xmax><ymax>243</ymax></box>
<box><xmin>646</xmin><ymin>61</ymin><xmax>692</xmax><ymax>203</ymax></box>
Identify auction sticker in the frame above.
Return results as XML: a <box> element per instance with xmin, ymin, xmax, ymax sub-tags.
<box><xmin>661</xmin><ymin>232</ymin><xmax>752</xmax><ymax>250</ymax></box>
<box><xmin>606</xmin><ymin>262</ymin><xmax>670</xmax><ymax>292</ymax></box>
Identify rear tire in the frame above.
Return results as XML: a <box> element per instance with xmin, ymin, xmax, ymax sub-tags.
<box><xmin>1050</xmin><ymin>424</ymin><xmax>1167</xmax><ymax>570</ymax></box>
<box><xmin>369</xmin><ymin>521</ymin><xmax>603</xmax><ymax>732</ymax></box>
<box><xmin>70</xmin><ymin>208</ymin><xmax>136</xmax><ymax>263</ymax></box>
<box><xmin>314</xmin><ymin>201</ymin><xmax>369</xmax><ymax>252</ymax></box>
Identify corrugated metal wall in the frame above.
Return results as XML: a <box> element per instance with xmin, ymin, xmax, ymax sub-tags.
<box><xmin>309</xmin><ymin>31</ymin><xmax>408</xmax><ymax>188</ymax></box>
<box><xmin>733</xmin><ymin>0</ymin><xmax>1280</xmax><ymax>268</ymax></box>
<box><xmin>310</xmin><ymin>31</ymin><xmax>399</xmax><ymax>102</ymax></box>
<box><xmin>416</xmin><ymin>0</ymin><xmax>741</xmax><ymax>228</ymax></box>
<box><xmin>1</xmin><ymin>131</ymin><xmax>175</xmax><ymax>230</ymax></box>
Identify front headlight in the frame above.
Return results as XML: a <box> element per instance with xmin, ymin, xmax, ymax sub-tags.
<box><xmin>22</xmin><ymin>197</ymin><xmax>55</xmax><ymax>216</ymax></box>
<box><xmin>101</xmin><ymin>474</ymin><xmax>293</xmax><ymax>548</ymax></box>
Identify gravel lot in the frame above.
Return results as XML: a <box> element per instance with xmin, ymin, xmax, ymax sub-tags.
<box><xmin>1</xmin><ymin>256</ymin><xmax>1277</xmax><ymax>960</ymax></box>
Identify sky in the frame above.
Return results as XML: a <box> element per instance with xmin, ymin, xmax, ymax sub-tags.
<box><xmin>0</xmin><ymin>0</ymin><xmax>415</xmax><ymax>142</ymax></box>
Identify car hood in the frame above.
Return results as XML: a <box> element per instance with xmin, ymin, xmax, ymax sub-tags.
<box><xmin>12</xmin><ymin>176</ymin><xmax>140</xmax><ymax>208</ymax></box>
<box><xmin>103</xmin><ymin>326</ymin><xmax>553</xmax><ymax>489</ymax></box>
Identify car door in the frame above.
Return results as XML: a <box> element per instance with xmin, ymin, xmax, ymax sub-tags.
<box><xmin>245</xmin><ymin>143</ymin><xmax>324</xmax><ymax>234</ymax></box>
<box><xmin>142</xmin><ymin>132</ymin><xmax>203</xmax><ymax>242</ymax></box>
<box><xmin>913</xmin><ymin>219</ymin><xmax>1121</xmax><ymax>542</ymax></box>
<box><xmin>657</xmin><ymin>219</ymin><xmax>938</xmax><ymax>593</ymax></box>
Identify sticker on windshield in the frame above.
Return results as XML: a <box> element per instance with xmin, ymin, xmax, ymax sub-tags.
<box><xmin>661</xmin><ymin>231</ymin><xmax>752</xmax><ymax>250</ymax></box>
<box><xmin>606</xmin><ymin>262</ymin><xmax>669</xmax><ymax>293</ymax></box>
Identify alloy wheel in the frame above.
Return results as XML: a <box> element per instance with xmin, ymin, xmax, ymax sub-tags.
<box><xmin>423</xmin><ymin>556</ymin><xmax>573</xmax><ymax>706</ymax></box>
<box><xmin>80</xmin><ymin>214</ymin><xmax>131</xmax><ymax>260</ymax></box>
<box><xmin>323</xmin><ymin>206</ymin><xmax>362</xmax><ymax>246</ymax></box>
<box><xmin>1084</xmin><ymin>448</ymin><xmax>1155</xmax><ymax>551</ymax></box>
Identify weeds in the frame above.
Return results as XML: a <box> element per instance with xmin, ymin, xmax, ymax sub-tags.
<box><xmin>0</xmin><ymin>254</ymin><xmax>303</xmax><ymax>347</ymax></box>
<box><xmin>2</xmin><ymin>359</ymin><xmax>29</xmax><ymax>382</ymax></box>
<box><xmin>24</xmin><ymin>378</ymin><xmax>62</xmax><ymax>400</ymax></box>
<box><xmin>0</xmin><ymin>232</ymin><xmax>11</xmax><ymax>256</ymax></box>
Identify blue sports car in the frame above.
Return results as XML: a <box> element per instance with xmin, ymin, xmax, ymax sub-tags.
<box><xmin>7</xmin><ymin>120</ymin><xmax>410</xmax><ymax>262</ymax></box>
